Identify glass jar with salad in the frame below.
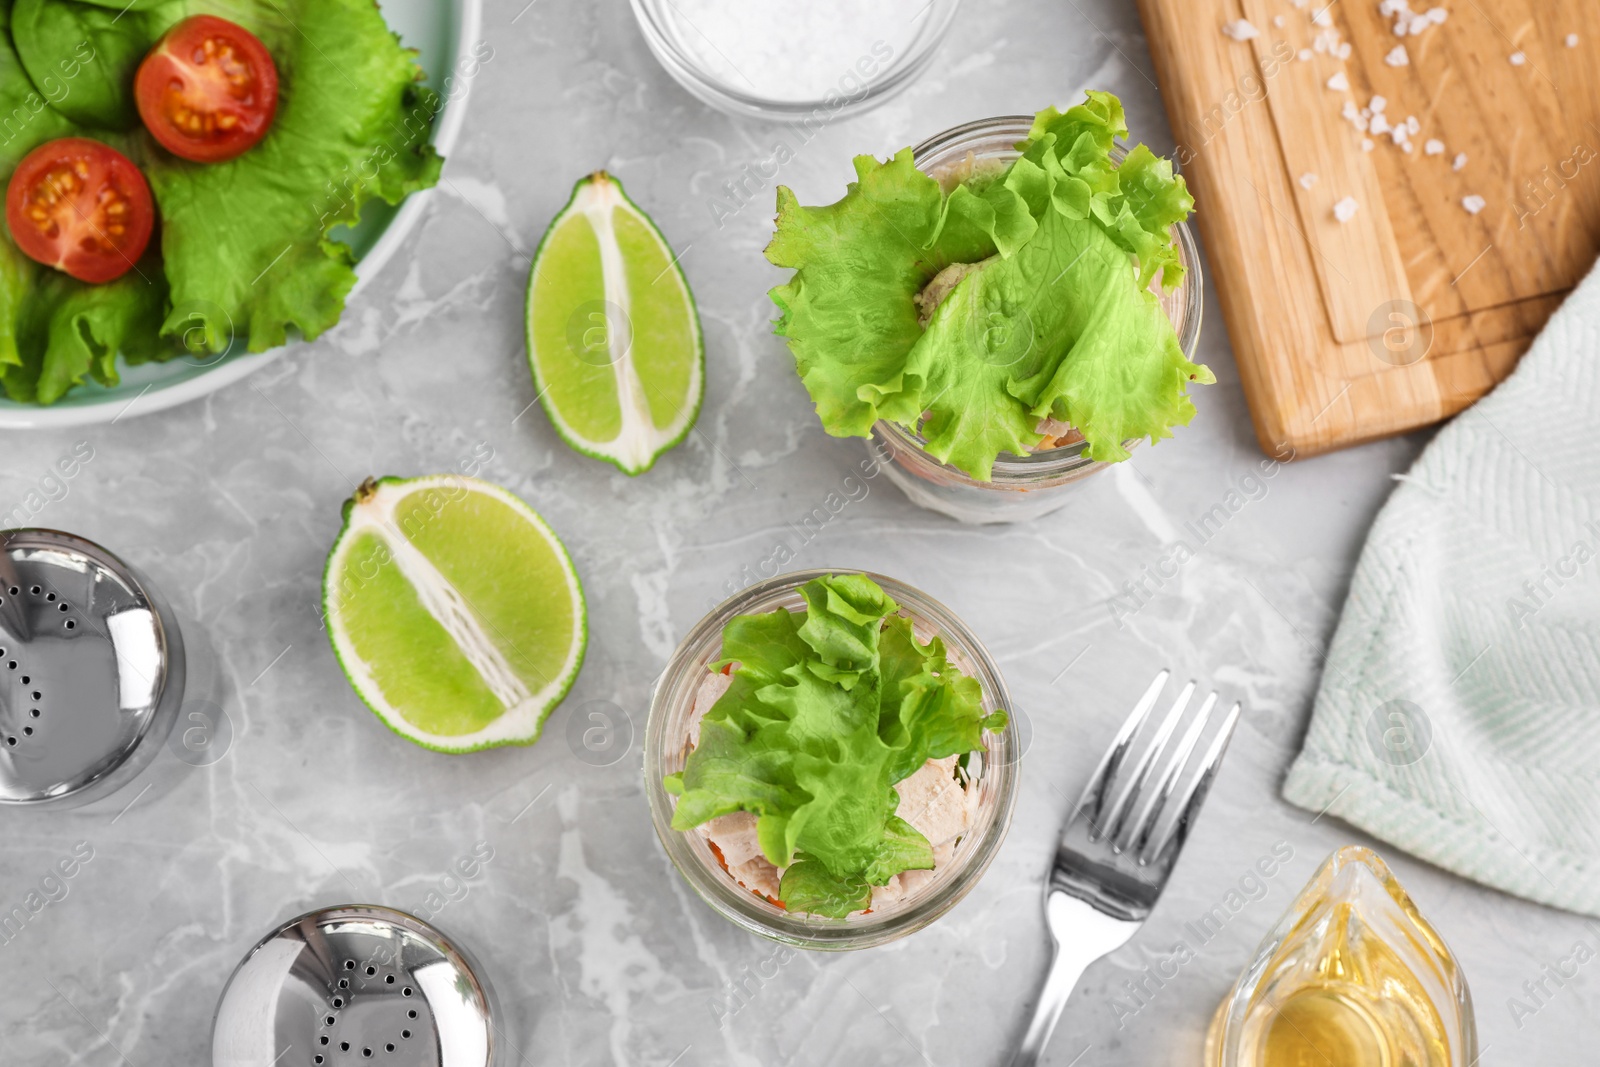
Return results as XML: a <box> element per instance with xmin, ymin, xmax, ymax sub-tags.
<box><xmin>644</xmin><ymin>570</ymin><xmax>1018</xmax><ymax>950</ymax></box>
<box><xmin>766</xmin><ymin>93</ymin><xmax>1206</xmax><ymax>524</ymax></box>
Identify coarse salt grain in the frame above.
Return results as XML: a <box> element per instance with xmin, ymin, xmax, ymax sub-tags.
<box><xmin>1509</xmin><ymin>51</ymin><xmax>1526</xmax><ymax>64</ymax></box>
<box><xmin>1274</xmin><ymin>14</ymin><xmax>1287</xmax><ymax>27</ymax></box>
<box><xmin>1299</xmin><ymin>48</ymin><xmax>1313</xmax><ymax>60</ymax></box>
<box><xmin>1327</xmin><ymin>71</ymin><xmax>1350</xmax><ymax>91</ymax></box>
<box><xmin>1408</xmin><ymin>14</ymin><xmax>1431</xmax><ymax>34</ymax></box>
<box><xmin>1338</xmin><ymin>41</ymin><xmax>1352</xmax><ymax>58</ymax></box>
<box><xmin>1361</xmin><ymin>138</ymin><xmax>1376</xmax><ymax>151</ymax></box>
<box><xmin>1391</xmin><ymin>127</ymin><xmax>1409</xmax><ymax>145</ymax></box>
<box><xmin>1567</xmin><ymin>34</ymin><xmax>1580</xmax><ymax>48</ymax></box>
<box><xmin>1406</xmin><ymin>115</ymin><xmax>1420</xmax><ymax>134</ymax></box>
<box><xmin>1300</xmin><ymin>172</ymin><xmax>1320</xmax><ymax>189</ymax></box>
<box><xmin>1427</xmin><ymin>6</ymin><xmax>1447</xmax><ymax>22</ymax></box>
<box><xmin>1424</xmin><ymin>139</ymin><xmax>1445</xmax><ymax>155</ymax></box>
<box><xmin>1370</xmin><ymin>113</ymin><xmax>1392</xmax><ymax>134</ymax></box>
<box><xmin>1334</xmin><ymin>197</ymin><xmax>1360</xmax><ymax>222</ymax></box>
<box><xmin>1222</xmin><ymin>19</ymin><xmax>1260</xmax><ymax>40</ymax></box>
<box><xmin>1386</xmin><ymin>44</ymin><xmax>1410</xmax><ymax>65</ymax></box>
<box><xmin>1378</xmin><ymin>0</ymin><xmax>1406</xmax><ymax>16</ymax></box>
<box><xmin>1370</xmin><ymin>94</ymin><xmax>1387</xmax><ymax>112</ymax></box>
<box><xmin>1313</xmin><ymin>9</ymin><xmax>1333</xmax><ymax>27</ymax></box>
<box><xmin>1452</xmin><ymin>152</ymin><xmax>1467</xmax><ymax>171</ymax></box>
<box><xmin>1462</xmin><ymin>195</ymin><xmax>1486</xmax><ymax>214</ymax></box>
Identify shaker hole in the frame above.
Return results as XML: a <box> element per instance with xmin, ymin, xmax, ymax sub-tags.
<box><xmin>407</xmin><ymin>1010</ymin><xmax>416</xmax><ymax>1019</ymax></box>
<box><xmin>385</xmin><ymin>1045</ymin><xmax>394</xmax><ymax>1054</ymax></box>
<box><xmin>19</xmin><ymin>675</ymin><xmax>27</xmax><ymax>684</ymax></box>
<box><xmin>362</xmin><ymin>1050</ymin><xmax>372</xmax><ymax>1059</ymax></box>
<box><xmin>29</xmin><ymin>585</ymin><xmax>39</xmax><ymax>594</ymax></box>
<box><xmin>339</xmin><ymin>1042</ymin><xmax>350</xmax><ymax>1053</ymax></box>
<box><xmin>29</xmin><ymin>708</ymin><xmax>39</xmax><ymax>718</ymax></box>
<box><xmin>22</xmin><ymin>727</ymin><xmax>31</xmax><ymax>736</ymax></box>
<box><xmin>384</xmin><ymin>975</ymin><xmax>394</xmax><ymax>984</ymax></box>
<box><xmin>325</xmin><ymin>1016</ymin><xmax>335</xmax><ymax>1026</ymax></box>
<box><xmin>332</xmin><ymin>997</ymin><xmax>343</xmax><ymax>1008</ymax></box>
<box><xmin>45</xmin><ymin>592</ymin><xmax>54</xmax><ymax>602</ymax></box>
<box><xmin>401</xmin><ymin>987</ymin><xmax>412</xmax><ymax>997</ymax></box>
<box><xmin>58</xmin><ymin>604</ymin><xmax>67</xmax><ymax>612</ymax></box>
<box><xmin>365</xmin><ymin>966</ymin><xmax>375</xmax><ymax>976</ymax></box>
<box><xmin>319</xmin><ymin>1037</ymin><xmax>329</xmax><ymax>1046</ymax></box>
<box><xmin>344</xmin><ymin>960</ymin><xmax>355</xmax><ymax>970</ymax></box>
<box><xmin>401</xmin><ymin>1031</ymin><xmax>411</xmax><ymax>1040</ymax></box>
<box><xmin>65</xmin><ymin>621</ymin><xmax>75</xmax><ymax>630</ymax></box>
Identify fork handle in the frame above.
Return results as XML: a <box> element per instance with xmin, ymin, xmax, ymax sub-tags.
<box><xmin>1005</xmin><ymin>942</ymin><xmax>1098</xmax><ymax>1067</ymax></box>
<box><xmin>1007</xmin><ymin>893</ymin><xmax>1140</xmax><ymax>1067</ymax></box>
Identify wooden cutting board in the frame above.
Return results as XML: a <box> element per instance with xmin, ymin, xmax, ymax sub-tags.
<box><xmin>1134</xmin><ymin>0</ymin><xmax>1600</xmax><ymax>457</ymax></box>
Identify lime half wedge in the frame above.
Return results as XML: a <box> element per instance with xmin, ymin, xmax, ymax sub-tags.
<box><xmin>322</xmin><ymin>475</ymin><xmax>587</xmax><ymax>752</ymax></box>
<box><xmin>525</xmin><ymin>171</ymin><xmax>704</xmax><ymax>475</ymax></box>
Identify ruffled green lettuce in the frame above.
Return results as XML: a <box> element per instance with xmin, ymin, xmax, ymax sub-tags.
<box><xmin>0</xmin><ymin>0</ymin><xmax>442</xmax><ymax>405</ymax></box>
<box><xmin>766</xmin><ymin>91</ymin><xmax>1211</xmax><ymax>479</ymax></box>
<box><xmin>664</xmin><ymin>573</ymin><xmax>1006</xmax><ymax>918</ymax></box>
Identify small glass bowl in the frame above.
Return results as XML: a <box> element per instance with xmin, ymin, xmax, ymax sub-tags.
<box><xmin>644</xmin><ymin>569</ymin><xmax>1019</xmax><ymax>950</ymax></box>
<box><xmin>627</xmin><ymin>0</ymin><xmax>962</xmax><ymax>122</ymax></box>
<box><xmin>870</xmin><ymin>115</ymin><xmax>1205</xmax><ymax>525</ymax></box>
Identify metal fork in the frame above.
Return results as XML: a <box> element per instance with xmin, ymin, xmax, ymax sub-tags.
<box><xmin>1008</xmin><ymin>670</ymin><xmax>1241</xmax><ymax>1067</ymax></box>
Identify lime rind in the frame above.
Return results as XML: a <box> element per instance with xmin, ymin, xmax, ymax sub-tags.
<box><xmin>525</xmin><ymin>172</ymin><xmax>705</xmax><ymax>476</ymax></box>
<box><xmin>322</xmin><ymin>475</ymin><xmax>588</xmax><ymax>753</ymax></box>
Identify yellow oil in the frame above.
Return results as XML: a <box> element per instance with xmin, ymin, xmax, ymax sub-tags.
<box><xmin>1205</xmin><ymin>850</ymin><xmax>1469</xmax><ymax>1067</ymax></box>
<box><xmin>1261</xmin><ymin>987</ymin><xmax>1391</xmax><ymax>1066</ymax></box>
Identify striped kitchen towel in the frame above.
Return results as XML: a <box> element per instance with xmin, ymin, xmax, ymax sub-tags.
<box><xmin>1282</xmin><ymin>260</ymin><xmax>1600</xmax><ymax>916</ymax></box>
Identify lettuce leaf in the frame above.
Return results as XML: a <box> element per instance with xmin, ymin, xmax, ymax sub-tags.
<box><xmin>11</xmin><ymin>0</ymin><xmax>178</xmax><ymax>128</ymax></box>
<box><xmin>765</xmin><ymin>90</ymin><xmax>1211</xmax><ymax>477</ymax></box>
<box><xmin>0</xmin><ymin>0</ymin><xmax>158</xmax><ymax>403</ymax></box>
<box><xmin>145</xmin><ymin>0</ymin><xmax>443</xmax><ymax>355</ymax></box>
<box><xmin>765</xmin><ymin>149</ymin><xmax>949</xmax><ymax>439</ymax></box>
<box><xmin>0</xmin><ymin>0</ymin><xmax>443</xmax><ymax>405</ymax></box>
<box><xmin>665</xmin><ymin>573</ymin><xmax>1002</xmax><ymax>918</ymax></box>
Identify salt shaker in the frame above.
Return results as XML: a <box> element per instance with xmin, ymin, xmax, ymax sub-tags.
<box><xmin>0</xmin><ymin>528</ymin><xmax>185</xmax><ymax>809</ymax></box>
<box><xmin>213</xmin><ymin>904</ymin><xmax>499</xmax><ymax>1067</ymax></box>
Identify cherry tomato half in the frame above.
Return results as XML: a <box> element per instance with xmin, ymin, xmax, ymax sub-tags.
<box><xmin>5</xmin><ymin>137</ymin><xmax>155</xmax><ymax>284</ymax></box>
<box><xmin>134</xmin><ymin>15</ymin><xmax>279</xmax><ymax>164</ymax></box>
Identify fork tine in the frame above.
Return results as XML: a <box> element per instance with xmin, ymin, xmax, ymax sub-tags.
<box><xmin>1139</xmin><ymin>700</ymin><xmax>1242</xmax><ymax>867</ymax></box>
<box><xmin>1070</xmin><ymin>669</ymin><xmax>1169</xmax><ymax>831</ymax></box>
<box><xmin>1122</xmin><ymin>690</ymin><xmax>1217</xmax><ymax>854</ymax></box>
<box><xmin>1098</xmin><ymin>680</ymin><xmax>1195</xmax><ymax>844</ymax></box>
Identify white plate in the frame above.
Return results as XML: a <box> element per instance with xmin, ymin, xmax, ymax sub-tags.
<box><xmin>0</xmin><ymin>0</ymin><xmax>483</xmax><ymax>430</ymax></box>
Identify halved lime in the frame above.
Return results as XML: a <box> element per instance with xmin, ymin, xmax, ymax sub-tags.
<box><xmin>525</xmin><ymin>171</ymin><xmax>704</xmax><ymax>475</ymax></box>
<box><xmin>322</xmin><ymin>475</ymin><xmax>587</xmax><ymax>752</ymax></box>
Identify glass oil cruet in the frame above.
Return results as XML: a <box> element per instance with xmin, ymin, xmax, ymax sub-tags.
<box><xmin>1206</xmin><ymin>846</ymin><xmax>1477</xmax><ymax>1067</ymax></box>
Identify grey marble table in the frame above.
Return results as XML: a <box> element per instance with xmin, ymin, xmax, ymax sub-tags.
<box><xmin>1</xmin><ymin>1</ymin><xmax>1591</xmax><ymax>1064</ymax></box>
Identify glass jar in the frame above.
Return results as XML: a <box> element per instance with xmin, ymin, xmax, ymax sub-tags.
<box><xmin>627</xmin><ymin>0</ymin><xmax>962</xmax><ymax>122</ymax></box>
<box><xmin>869</xmin><ymin>115</ymin><xmax>1205</xmax><ymax>525</ymax></box>
<box><xmin>1206</xmin><ymin>846</ymin><xmax>1477</xmax><ymax>1067</ymax></box>
<box><xmin>644</xmin><ymin>569</ymin><xmax>1019</xmax><ymax>950</ymax></box>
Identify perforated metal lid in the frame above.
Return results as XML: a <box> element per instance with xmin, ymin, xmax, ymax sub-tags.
<box><xmin>213</xmin><ymin>905</ymin><xmax>498</xmax><ymax>1067</ymax></box>
<box><xmin>0</xmin><ymin>528</ymin><xmax>184</xmax><ymax>807</ymax></box>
